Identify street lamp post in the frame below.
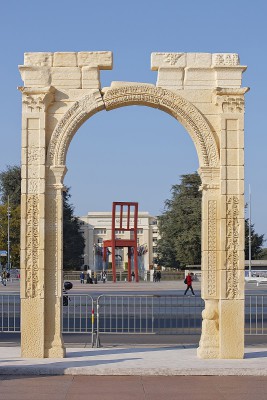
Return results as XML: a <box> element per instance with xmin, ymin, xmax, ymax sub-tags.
<box><xmin>7</xmin><ymin>195</ymin><xmax>11</xmax><ymax>270</ymax></box>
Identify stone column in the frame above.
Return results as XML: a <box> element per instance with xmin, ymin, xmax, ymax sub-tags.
<box><xmin>216</xmin><ymin>89</ymin><xmax>246</xmax><ymax>358</ymax></box>
<box><xmin>44</xmin><ymin>166</ymin><xmax>66</xmax><ymax>357</ymax></box>
<box><xmin>197</xmin><ymin>167</ymin><xmax>220</xmax><ymax>358</ymax></box>
<box><xmin>20</xmin><ymin>86</ymin><xmax>54</xmax><ymax>357</ymax></box>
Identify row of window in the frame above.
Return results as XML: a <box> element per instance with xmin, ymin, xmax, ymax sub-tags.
<box><xmin>94</xmin><ymin>228</ymin><xmax>144</xmax><ymax>235</ymax></box>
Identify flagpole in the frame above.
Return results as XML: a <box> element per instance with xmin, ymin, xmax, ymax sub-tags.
<box><xmin>248</xmin><ymin>184</ymin><xmax>252</xmax><ymax>278</ymax></box>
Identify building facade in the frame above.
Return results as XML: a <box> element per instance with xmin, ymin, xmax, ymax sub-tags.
<box><xmin>79</xmin><ymin>211</ymin><xmax>159</xmax><ymax>271</ymax></box>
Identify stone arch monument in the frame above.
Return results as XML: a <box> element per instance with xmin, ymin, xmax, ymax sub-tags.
<box><xmin>19</xmin><ymin>51</ymin><xmax>248</xmax><ymax>358</ymax></box>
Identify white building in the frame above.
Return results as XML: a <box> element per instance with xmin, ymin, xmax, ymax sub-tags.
<box><xmin>79</xmin><ymin>211</ymin><xmax>159</xmax><ymax>271</ymax></box>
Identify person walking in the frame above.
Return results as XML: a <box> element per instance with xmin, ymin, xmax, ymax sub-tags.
<box><xmin>131</xmin><ymin>271</ymin><xmax>135</xmax><ymax>282</ymax></box>
<box><xmin>80</xmin><ymin>271</ymin><xmax>85</xmax><ymax>284</ymax></box>
<box><xmin>1</xmin><ymin>270</ymin><xmax>7</xmax><ymax>286</ymax></box>
<box><xmin>184</xmin><ymin>273</ymin><xmax>195</xmax><ymax>296</ymax></box>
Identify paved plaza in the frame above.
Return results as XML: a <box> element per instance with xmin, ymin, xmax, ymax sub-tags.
<box><xmin>1</xmin><ymin>346</ymin><xmax>267</xmax><ymax>399</ymax></box>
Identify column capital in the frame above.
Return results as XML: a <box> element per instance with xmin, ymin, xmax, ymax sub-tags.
<box><xmin>198</xmin><ymin>167</ymin><xmax>220</xmax><ymax>191</ymax></box>
<box><xmin>18</xmin><ymin>86</ymin><xmax>55</xmax><ymax>112</ymax></box>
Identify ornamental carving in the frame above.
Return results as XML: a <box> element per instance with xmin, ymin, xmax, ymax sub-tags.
<box><xmin>208</xmin><ymin>201</ymin><xmax>217</xmax><ymax>296</ymax></box>
<box><xmin>103</xmin><ymin>86</ymin><xmax>219</xmax><ymax>168</ymax></box>
<box><xmin>23</xmin><ymin>94</ymin><xmax>46</xmax><ymax>112</ymax></box>
<box><xmin>164</xmin><ymin>53</ymin><xmax>184</xmax><ymax>65</ymax></box>
<box><xmin>226</xmin><ymin>196</ymin><xmax>240</xmax><ymax>299</ymax></box>
<box><xmin>25</xmin><ymin>195</ymin><xmax>40</xmax><ymax>298</ymax></box>
<box><xmin>19</xmin><ymin>87</ymin><xmax>55</xmax><ymax>113</ymax></box>
<box><xmin>222</xmin><ymin>97</ymin><xmax>244</xmax><ymax>113</ymax></box>
<box><xmin>45</xmin><ymin>191</ymin><xmax>58</xmax><ymax>295</ymax></box>
<box><xmin>47</xmin><ymin>91</ymin><xmax>104</xmax><ymax>165</ymax></box>
<box><xmin>213</xmin><ymin>53</ymin><xmax>239</xmax><ymax>66</ymax></box>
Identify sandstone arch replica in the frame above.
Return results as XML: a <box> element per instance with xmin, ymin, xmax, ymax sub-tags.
<box><xmin>19</xmin><ymin>51</ymin><xmax>248</xmax><ymax>359</ymax></box>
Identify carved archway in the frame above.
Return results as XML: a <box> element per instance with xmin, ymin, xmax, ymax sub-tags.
<box><xmin>19</xmin><ymin>51</ymin><xmax>247</xmax><ymax>360</ymax></box>
<box><xmin>47</xmin><ymin>85</ymin><xmax>219</xmax><ymax>168</ymax></box>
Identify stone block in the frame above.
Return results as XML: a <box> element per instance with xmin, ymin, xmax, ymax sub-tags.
<box><xmin>53</xmin><ymin>52</ymin><xmax>77</xmax><ymax>67</ymax></box>
<box><xmin>219</xmin><ymin>299</ymin><xmax>244</xmax><ymax>358</ymax></box>
<box><xmin>24</xmin><ymin>52</ymin><xmax>53</xmax><ymax>67</ymax></box>
<box><xmin>77</xmin><ymin>51</ymin><xmax>113</xmax><ymax>69</ymax></box>
<box><xmin>157</xmin><ymin>67</ymin><xmax>184</xmax><ymax>88</ymax></box>
<box><xmin>151</xmin><ymin>52</ymin><xmax>186</xmax><ymax>70</ymax></box>
<box><xmin>82</xmin><ymin>66</ymin><xmax>100</xmax><ymax>89</ymax></box>
<box><xmin>186</xmin><ymin>53</ymin><xmax>212</xmax><ymax>68</ymax></box>
<box><xmin>51</xmin><ymin>67</ymin><xmax>81</xmax><ymax>88</ymax></box>
<box><xmin>220</xmin><ymin>148</ymin><xmax>244</xmax><ymax>166</ymax></box>
<box><xmin>175</xmin><ymin>89</ymin><xmax>212</xmax><ymax>103</ymax></box>
<box><xmin>216</xmin><ymin>79</ymin><xmax>242</xmax><ymax>88</ymax></box>
<box><xmin>185</xmin><ymin>68</ymin><xmax>215</xmax><ymax>82</ymax></box>
<box><xmin>221</xmin><ymin>129</ymin><xmax>244</xmax><ymax>149</ymax></box>
<box><xmin>221</xmin><ymin>165</ymin><xmax>244</xmax><ymax>180</ymax></box>
<box><xmin>19</xmin><ymin>66</ymin><xmax>51</xmax><ymax>87</ymax></box>
<box><xmin>21</xmin><ymin>298</ymin><xmax>45</xmax><ymax>357</ymax></box>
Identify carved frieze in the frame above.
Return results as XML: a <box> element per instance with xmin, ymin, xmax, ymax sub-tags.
<box><xmin>208</xmin><ymin>200</ymin><xmax>217</xmax><ymax>296</ymax></box>
<box><xmin>226</xmin><ymin>196</ymin><xmax>240</xmax><ymax>299</ymax></box>
<box><xmin>25</xmin><ymin>195</ymin><xmax>39</xmax><ymax>298</ymax></box>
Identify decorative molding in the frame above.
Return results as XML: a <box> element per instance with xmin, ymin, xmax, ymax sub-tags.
<box><xmin>226</xmin><ymin>196</ymin><xmax>240</xmax><ymax>299</ymax></box>
<box><xmin>25</xmin><ymin>195</ymin><xmax>39</xmax><ymax>298</ymax></box>
<box><xmin>47</xmin><ymin>91</ymin><xmax>104</xmax><ymax>165</ymax></box>
<box><xmin>103</xmin><ymin>86</ymin><xmax>219</xmax><ymax>168</ymax></box>
<box><xmin>208</xmin><ymin>200</ymin><xmax>217</xmax><ymax>296</ymax></box>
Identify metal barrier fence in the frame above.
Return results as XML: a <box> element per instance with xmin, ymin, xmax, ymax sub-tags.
<box><xmin>96</xmin><ymin>294</ymin><xmax>204</xmax><ymax>343</ymax></box>
<box><xmin>1</xmin><ymin>294</ymin><xmax>267</xmax><ymax>342</ymax></box>
<box><xmin>0</xmin><ymin>294</ymin><xmax>20</xmax><ymax>333</ymax></box>
<box><xmin>245</xmin><ymin>295</ymin><xmax>267</xmax><ymax>335</ymax></box>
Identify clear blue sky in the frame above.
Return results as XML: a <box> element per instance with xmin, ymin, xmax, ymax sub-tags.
<box><xmin>1</xmin><ymin>0</ymin><xmax>266</xmax><ymax>238</ymax></box>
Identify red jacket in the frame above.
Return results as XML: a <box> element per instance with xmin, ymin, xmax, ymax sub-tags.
<box><xmin>186</xmin><ymin>275</ymin><xmax>192</xmax><ymax>285</ymax></box>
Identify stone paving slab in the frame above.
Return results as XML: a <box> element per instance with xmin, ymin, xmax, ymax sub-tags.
<box><xmin>1</xmin><ymin>375</ymin><xmax>267</xmax><ymax>400</ymax></box>
<box><xmin>0</xmin><ymin>346</ymin><xmax>267</xmax><ymax>376</ymax></box>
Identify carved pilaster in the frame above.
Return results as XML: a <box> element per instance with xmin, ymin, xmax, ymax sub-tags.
<box><xmin>226</xmin><ymin>196</ymin><xmax>240</xmax><ymax>299</ymax></box>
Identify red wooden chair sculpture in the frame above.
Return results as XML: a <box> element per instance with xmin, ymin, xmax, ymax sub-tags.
<box><xmin>103</xmin><ymin>202</ymin><xmax>139</xmax><ymax>283</ymax></box>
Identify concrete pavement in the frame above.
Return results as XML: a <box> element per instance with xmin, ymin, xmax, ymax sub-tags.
<box><xmin>0</xmin><ymin>345</ymin><xmax>267</xmax><ymax>376</ymax></box>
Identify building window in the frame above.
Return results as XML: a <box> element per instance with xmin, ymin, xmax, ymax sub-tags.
<box><xmin>97</xmin><ymin>238</ymin><xmax>103</xmax><ymax>244</ymax></box>
<box><xmin>153</xmin><ymin>246</ymin><xmax>157</xmax><ymax>254</ymax></box>
<box><xmin>152</xmin><ymin>229</ymin><xmax>158</xmax><ymax>234</ymax></box>
<box><xmin>115</xmin><ymin>230</ymin><xmax>124</xmax><ymax>234</ymax></box>
<box><xmin>95</xmin><ymin>228</ymin><xmax>106</xmax><ymax>235</ymax></box>
<box><xmin>137</xmin><ymin>229</ymin><xmax>143</xmax><ymax>234</ymax></box>
<box><xmin>153</xmin><ymin>238</ymin><xmax>157</xmax><ymax>243</ymax></box>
